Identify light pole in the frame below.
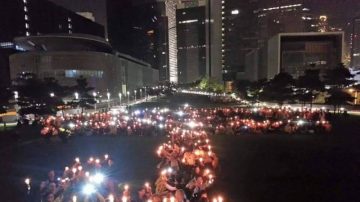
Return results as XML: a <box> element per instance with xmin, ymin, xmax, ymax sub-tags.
<box><xmin>74</xmin><ymin>92</ymin><xmax>79</xmax><ymax>100</ymax></box>
<box><xmin>134</xmin><ymin>90</ymin><xmax>137</xmax><ymax>102</ymax></box>
<box><xmin>118</xmin><ymin>93</ymin><xmax>122</xmax><ymax>105</ymax></box>
<box><xmin>140</xmin><ymin>89</ymin><xmax>142</xmax><ymax>99</ymax></box>
<box><xmin>93</xmin><ymin>92</ymin><xmax>97</xmax><ymax>111</ymax></box>
<box><xmin>107</xmin><ymin>92</ymin><xmax>111</xmax><ymax>109</ymax></box>
<box><xmin>127</xmin><ymin>91</ymin><xmax>130</xmax><ymax>104</ymax></box>
<box><xmin>14</xmin><ymin>91</ymin><xmax>19</xmax><ymax>113</ymax></box>
<box><xmin>74</xmin><ymin>92</ymin><xmax>79</xmax><ymax>113</ymax></box>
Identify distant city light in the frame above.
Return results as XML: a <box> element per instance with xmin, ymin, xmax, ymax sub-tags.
<box><xmin>231</xmin><ymin>9</ymin><xmax>239</xmax><ymax>15</ymax></box>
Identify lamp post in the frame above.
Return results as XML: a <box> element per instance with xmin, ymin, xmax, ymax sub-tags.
<box><xmin>118</xmin><ymin>93</ymin><xmax>122</xmax><ymax>105</ymax></box>
<box><xmin>74</xmin><ymin>92</ymin><xmax>79</xmax><ymax>100</ymax></box>
<box><xmin>74</xmin><ymin>92</ymin><xmax>79</xmax><ymax>114</ymax></box>
<box><xmin>140</xmin><ymin>89</ymin><xmax>142</xmax><ymax>99</ymax></box>
<box><xmin>127</xmin><ymin>91</ymin><xmax>130</xmax><ymax>104</ymax></box>
<box><xmin>107</xmin><ymin>92</ymin><xmax>111</xmax><ymax>109</ymax></box>
<box><xmin>134</xmin><ymin>90</ymin><xmax>137</xmax><ymax>102</ymax></box>
<box><xmin>14</xmin><ymin>91</ymin><xmax>19</xmax><ymax>113</ymax></box>
<box><xmin>93</xmin><ymin>92</ymin><xmax>97</xmax><ymax>111</ymax></box>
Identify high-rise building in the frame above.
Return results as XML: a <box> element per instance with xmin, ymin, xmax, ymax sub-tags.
<box><xmin>0</xmin><ymin>0</ymin><xmax>105</xmax><ymax>87</ymax></box>
<box><xmin>351</xmin><ymin>18</ymin><xmax>360</xmax><ymax>69</ymax></box>
<box><xmin>221</xmin><ymin>0</ymin><xmax>260</xmax><ymax>82</ymax></box>
<box><xmin>267</xmin><ymin>32</ymin><xmax>344</xmax><ymax>80</ymax></box>
<box><xmin>176</xmin><ymin>5</ymin><xmax>207</xmax><ymax>83</ymax></box>
<box><xmin>164</xmin><ymin>0</ymin><xmax>178</xmax><ymax>83</ymax></box>
<box><xmin>107</xmin><ymin>0</ymin><xmax>168</xmax><ymax>81</ymax></box>
<box><xmin>48</xmin><ymin>0</ymin><xmax>108</xmax><ymax>39</ymax></box>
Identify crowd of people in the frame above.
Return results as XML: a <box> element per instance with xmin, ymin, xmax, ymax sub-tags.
<box><xmin>40</xmin><ymin>106</ymin><xmax>332</xmax><ymax>139</ymax></box>
<box><xmin>32</xmin><ymin>106</ymin><xmax>221</xmax><ymax>202</ymax></box>
<box><xmin>31</xmin><ymin>105</ymin><xmax>333</xmax><ymax>201</ymax></box>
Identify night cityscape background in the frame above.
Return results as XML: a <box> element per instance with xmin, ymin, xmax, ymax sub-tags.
<box><xmin>0</xmin><ymin>1</ymin><xmax>360</xmax><ymax>202</ymax></box>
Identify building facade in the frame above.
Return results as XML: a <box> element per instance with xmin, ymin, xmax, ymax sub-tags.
<box><xmin>10</xmin><ymin>34</ymin><xmax>158</xmax><ymax>93</ymax></box>
<box><xmin>176</xmin><ymin>6</ymin><xmax>207</xmax><ymax>83</ymax></box>
<box><xmin>351</xmin><ymin>18</ymin><xmax>360</xmax><ymax>69</ymax></box>
<box><xmin>267</xmin><ymin>32</ymin><xmax>344</xmax><ymax>80</ymax></box>
<box><xmin>107</xmin><ymin>0</ymin><xmax>168</xmax><ymax>82</ymax></box>
<box><xmin>0</xmin><ymin>0</ymin><xmax>105</xmax><ymax>87</ymax></box>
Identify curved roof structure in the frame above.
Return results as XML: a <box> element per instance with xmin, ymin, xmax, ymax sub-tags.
<box><xmin>14</xmin><ymin>34</ymin><xmax>113</xmax><ymax>53</ymax></box>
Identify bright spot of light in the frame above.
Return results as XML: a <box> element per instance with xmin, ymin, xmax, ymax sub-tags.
<box><xmin>68</xmin><ymin>122</ymin><xmax>75</xmax><ymax>129</ymax></box>
<box><xmin>82</xmin><ymin>183</ymin><xmax>96</xmax><ymax>195</ymax></box>
<box><xmin>90</xmin><ymin>173</ymin><xmax>105</xmax><ymax>184</ymax></box>
<box><xmin>187</xmin><ymin>121</ymin><xmax>197</xmax><ymax>128</ymax></box>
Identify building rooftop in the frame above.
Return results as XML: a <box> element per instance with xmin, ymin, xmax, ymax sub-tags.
<box><xmin>14</xmin><ymin>34</ymin><xmax>112</xmax><ymax>53</ymax></box>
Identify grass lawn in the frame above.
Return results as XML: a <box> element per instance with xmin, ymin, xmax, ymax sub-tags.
<box><xmin>1</xmin><ymin>132</ymin><xmax>359</xmax><ymax>202</ymax></box>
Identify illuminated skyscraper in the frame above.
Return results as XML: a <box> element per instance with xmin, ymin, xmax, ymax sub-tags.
<box><xmin>165</xmin><ymin>0</ymin><xmax>178</xmax><ymax>83</ymax></box>
<box><xmin>176</xmin><ymin>4</ymin><xmax>206</xmax><ymax>83</ymax></box>
<box><xmin>351</xmin><ymin>17</ymin><xmax>360</xmax><ymax>69</ymax></box>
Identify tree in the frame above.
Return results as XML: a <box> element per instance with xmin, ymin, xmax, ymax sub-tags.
<box><xmin>326</xmin><ymin>89</ymin><xmax>354</xmax><ymax>113</ymax></box>
<box><xmin>198</xmin><ymin>77</ymin><xmax>224</xmax><ymax>93</ymax></box>
<box><xmin>324</xmin><ymin>63</ymin><xmax>354</xmax><ymax>88</ymax></box>
<box><xmin>13</xmin><ymin>73</ymin><xmax>64</xmax><ymax>116</ymax></box>
<box><xmin>259</xmin><ymin>72</ymin><xmax>295</xmax><ymax>106</ymax></box>
<box><xmin>234</xmin><ymin>80</ymin><xmax>251</xmax><ymax>99</ymax></box>
<box><xmin>324</xmin><ymin>63</ymin><xmax>355</xmax><ymax>113</ymax></box>
<box><xmin>69</xmin><ymin>76</ymin><xmax>96</xmax><ymax>112</ymax></box>
<box><xmin>245</xmin><ymin>79</ymin><xmax>267</xmax><ymax>104</ymax></box>
<box><xmin>0</xmin><ymin>86</ymin><xmax>12</xmax><ymax>114</ymax></box>
<box><xmin>296</xmin><ymin>69</ymin><xmax>324</xmax><ymax>108</ymax></box>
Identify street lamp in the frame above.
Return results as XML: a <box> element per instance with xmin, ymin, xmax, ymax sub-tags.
<box><xmin>107</xmin><ymin>92</ymin><xmax>111</xmax><ymax>108</ymax></box>
<box><xmin>74</xmin><ymin>92</ymin><xmax>79</xmax><ymax>100</ymax></box>
<box><xmin>50</xmin><ymin>92</ymin><xmax>55</xmax><ymax>98</ymax></box>
<box><xmin>118</xmin><ymin>93</ymin><xmax>122</xmax><ymax>105</ymax></box>
<box><xmin>127</xmin><ymin>91</ymin><xmax>130</xmax><ymax>103</ymax></box>
<box><xmin>14</xmin><ymin>91</ymin><xmax>19</xmax><ymax>100</ymax></box>
<box><xmin>134</xmin><ymin>90</ymin><xmax>137</xmax><ymax>102</ymax></box>
<box><xmin>74</xmin><ymin>92</ymin><xmax>79</xmax><ymax>113</ymax></box>
<box><xmin>93</xmin><ymin>92</ymin><xmax>97</xmax><ymax>111</ymax></box>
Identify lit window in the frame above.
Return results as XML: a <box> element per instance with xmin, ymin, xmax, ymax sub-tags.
<box><xmin>231</xmin><ymin>9</ymin><xmax>239</xmax><ymax>15</ymax></box>
<box><xmin>26</xmin><ymin>31</ymin><xmax>30</xmax><ymax>36</ymax></box>
<box><xmin>179</xmin><ymin>19</ymin><xmax>198</xmax><ymax>24</ymax></box>
<box><xmin>25</xmin><ymin>14</ymin><xmax>28</xmax><ymax>20</ymax></box>
<box><xmin>25</xmin><ymin>23</ymin><xmax>29</xmax><ymax>29</ymax></box>
<box><xmin>24</xmin><ymin>6</ymin><xmax>28</xmax><ymax>12</ymax></box>
<box><xmin>23</xmin><ymin>0</ymin><xmax>27</xmax><ymax>3</ymax></box>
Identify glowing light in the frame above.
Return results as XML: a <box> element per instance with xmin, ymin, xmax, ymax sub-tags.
<box><xmin>68</xmin><ymin>123</ymin><xmax>75</xmax><ymax>129</ymax></box>
<box><xmin>108</xmin><ymin>194</ymin><xmax>114</xmax><ymax>202</ymax></box>
<box><xmin>82</xmin><ymin>183</ymin><xmax>96</xmax><ymax>195</ymax></box>
<box><xmin>24</xmin><ymin>178</ymin><xmax>30</xmax><ymax>185</ymax></box>
<box><xmin>90</xmin><ymin>173</ymin><xmax>105</xmax><ymax>184</ymax></box>
<box><xmin>187</xmin><ymin>121</ymin><xmax>197</xmax><ymax>128</ymax></box>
